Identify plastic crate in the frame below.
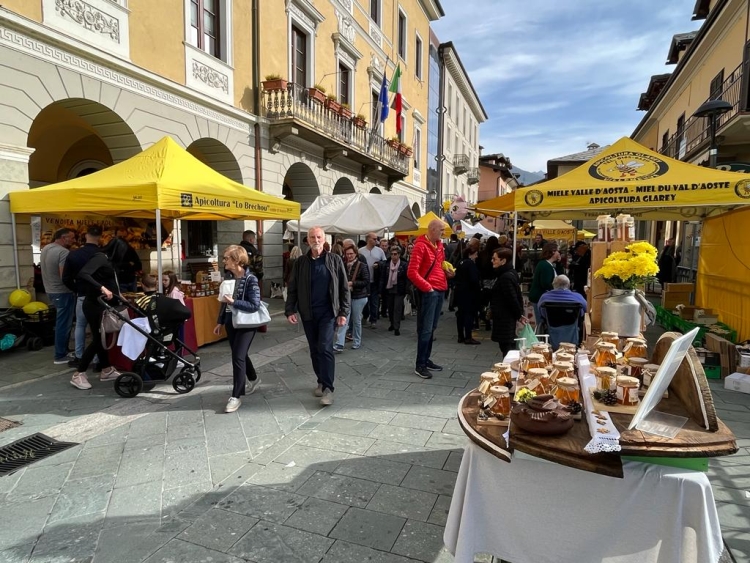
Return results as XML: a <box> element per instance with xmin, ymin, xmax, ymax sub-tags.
<box><xmin>703</xmin><ymin>365</ymin><xmax>722</xmax><ymax>379</ymax></box>
<box><xmin>671</xmin><ymin>316</ymin><xmax>707</xmax><ymax>346</ymax></box>
<box><xmin>23</xmin><ymin>309</ymin><xmax>56</xmax><ymax>346</ymax></box>
<box><xmin>655</xmin><ymin>306</ymin><xmax>674</xmax><ymax>331</ymax></box>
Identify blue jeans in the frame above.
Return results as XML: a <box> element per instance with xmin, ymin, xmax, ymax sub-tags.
<box><xmin>367</xmin><ymin>283</ymin><xmax>380</xmax><ymax>324</ymax></box>
<box><xmin>302</xmin><ymin>313</ymin><xmax>337</xmax><ymax>392</ymax></box>
<box><xmin>49</xmin><ymin>292</ymin><xmax>75</xmax><ymax>360</ymax></box>
<box><xmin>416</xmin><ymin>290</ymin><xmax>444</xmax><ymax>368</ymax></box>
<box><xmin>74</xmin><ymin>296</ymin><xmax>97</xmax><ymax>363</ymax></box>
<box><xmin>336</xmin><ymin>297</ymin><xmax>367</xmax><ymax>348</ymax></box>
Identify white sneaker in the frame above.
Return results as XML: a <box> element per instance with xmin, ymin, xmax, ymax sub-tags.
<box><xmin>70</xmin><ymin>372</ymin><xmax>92</xmax><ymax>390</ymax></box>
<box><xmin>100</xmin><ymin>367</ymin><xmax>120</xmax><ymax>382</ymax></box>
<box><xmin>247</xmin><ymin>378</ymin><xmax>262</xmax><ymax>395</ymax></box>
<box><xmin>313</xmin><ymin>383</ymin><xmax>324</xmax><ymax>397</ymax></box>
<box><xmin>320</xmin><ymin>389</ymin><xmax>334</xmax><ymax>406</ymax></box>
<box><xmin>225</xmin><ymin>397</ymin><xmax>241</xmax><ymax>413</ymax></box>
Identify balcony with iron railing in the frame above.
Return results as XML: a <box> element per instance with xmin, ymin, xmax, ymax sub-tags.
<box><xmin>453</xmin><ymin>154</ymin><xmax>469</xmax><ymax>175</ymax></box>
<box><xmin>660</xmin><ymin>63</ymin><xmax>744</xmax><ymax>161</ymax></box>
<box><xmin>467</xmin><ymin>167</ymin><xmax>479</xmax><ymax>185</ymax></box>
<box><xmin>261</xmin><ymin>83</ymin><xmax>409</xmax><ymax>178</ymax></box>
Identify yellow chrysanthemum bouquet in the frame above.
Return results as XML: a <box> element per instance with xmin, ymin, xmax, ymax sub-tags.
<box><xmin>595</xmin><ymin>241</ymin><xmax>659</xmax><ymax>290</ymax></box>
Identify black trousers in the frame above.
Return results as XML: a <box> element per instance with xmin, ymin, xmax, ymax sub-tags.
<box><xmin>79</xmin><ymin>296</ymin><xmax>111</xmax><ymax>372</ymax></box>
<box><xmin>386</xmin><ymin>291</ymin><xmax>404</xmax><ymax>330</ymax></box>
<box><xmin>224</xmin><ymin>322</ymin><xmax>257</xmax><ymax>398</ymax></box>
<box><xmin>498</xmin><ymin>341</ymin><xmax>514</xmax><ymax>357</ymax></box>
<box><xmin>456</xmin><ymin>304</ymin><xmax>475</xmax><ymax>341</ymax></box>
<box><xmin>302</xmin><ymin>313</ymin><xmax>336</xmax><ymax>392</ymax></box>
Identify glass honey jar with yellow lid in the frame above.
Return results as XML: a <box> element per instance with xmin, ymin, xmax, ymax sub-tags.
<box><xmin>487</xmin><ymin>385</ymin><xmax>511</xmax><ymax>417</ymax></box>
<box><xmin>594</xmin><ymin>342</ymin><xmax>618</xmax><ymax>368</ymax></box>
<box><xmin>616</xmin><ymin>375</ymin><xmax>640</xmax><ymax>406</ymax></box>
<box><xmin>595</xmin><ymin>366</ymin><xmax>617</xmax><ymax>392</ymax></box>
<box><xmin>550</xmin><ymin>361</ymin><xmax>574</xmax><ymax>382</ymax></box>
<box><xmin>553</xmin><ymin>377</ymin><xmax>580</xmax><ymax>405</ymax></box>
<box><xmin>623</xmin><ymin>338</ymin><xmax>648</xmax><ymax>360</ymax></box>
<box><xmin>527</xmin><ymin>367</ymin><xmax>553</xmax><ymax>394</ymax></box>
<box><xmin>492</xmin><ymin>363</ymin><xmax>513</xmax><ymax>386</ymax></box>
<box><xmin>521</xmin><ymin>353</ymin><xmax>546</xmax><ymax>374</ymax></box>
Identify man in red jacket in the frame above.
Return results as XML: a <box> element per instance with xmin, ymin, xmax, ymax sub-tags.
<box><xmin>407</xmin><ymin>219</ymin><xmax>454</xmax><ymax>379</ymax></box>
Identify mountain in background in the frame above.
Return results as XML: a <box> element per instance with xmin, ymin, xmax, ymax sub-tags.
<box><xmin>512</xmin><ymin>167</ymin><xmax>544</xmax><ymax>186</ymax></box>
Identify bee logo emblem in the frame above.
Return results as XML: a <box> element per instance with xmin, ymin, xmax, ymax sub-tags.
<box><xmin>589</xmin><ymin>151</ymin><xmax>669</xmax><ymax>182</ymax></box>
<box><xmin>735</xmin><ymin>180</ymin><xmax>750</xmax><ymax>200</ymax></box>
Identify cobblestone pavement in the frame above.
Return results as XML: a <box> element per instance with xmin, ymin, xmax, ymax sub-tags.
<box><xmin>0</xmin><ymin>300</ymin><xmax>748</xmax><ymax>563</ymax></box>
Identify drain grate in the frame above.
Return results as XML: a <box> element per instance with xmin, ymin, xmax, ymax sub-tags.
<box><xmin>0</xmin><ymin>433</ymin><xmax>77</xmax><ymax>476</ymax></box>
<box><xmin>0</xmin><ymin>418</ymin><xmax>21</xmax><ymax>433</ymax></box>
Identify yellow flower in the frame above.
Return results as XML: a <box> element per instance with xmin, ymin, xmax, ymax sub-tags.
<box><xmin>594</xmin><ymin>242</ymin><xmax>659</xmax><ymax>289</ymax></box>
<box><xmin>627</xmin><ymin>241</ymin><xmax>658</xmax><ymax>257</ymax></box>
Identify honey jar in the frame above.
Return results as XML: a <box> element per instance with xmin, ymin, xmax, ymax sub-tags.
<box><xmin>555</xmin><ymin>352</ymin><xmax>575</xmax><ymax>366</ymax></box>
<box><xmin>488</xmin><ymin>385</ymin><xmax>511</xmax><ymax>417</ymax></box>
<box><xmin>553</xmin><ymin>377</ymin><xmax>580</xmax><ymax>405</ymax></box>
<box><xmin>594</xmin><ymin>342</ymin><xmax>618</xmax><ymax>368</ymax></box>
<box><xmin>558</xmin><ymin>342</ymin><xmax>577</xmax><ymax>355</ymax></box>
<box><xmin>492</xmin><ymin>363</ymin><xmax>512</xmax><ymax>386</ymax></box>
<box><xmin>550</xmin><ymin>361</ymin><xmax>574</xmax><ymax>382</ymax></box>
<box><xmin>531</xmin><ymin>343</ymin><xmax>553</xmax><ymax>365</ymax></box>
<box><xmin>626</xmin><ymin>357</ymin><xmax>649</xmax><ymax>382</ymax></box>
<box><xmin>527</xmin><ymin>367</ymin><xmax>552</xmax><ymax>394</ymax></box>
<box><xmin>623</xmin><ymin>338</ymin><xmax>648</xmax><ymax>360</ymax></box>
<box><xmin>478</xmin><ymin>372</ymin><xmax>499</xmax><ymax>397</ymax></box>
<box><xmin>521</xmin><ymin>353</ymin><xmax>546</xmax><ymax>375</ymax></box>
<box><xmin>642</xmin><ymin>363</ymin><xmax>661</xmax><ymax>387</ymax></box>
<box><xmin>595</xmin><ymin>366</ymin><xmax>617</xmax><ymax>392</ymax></box>
<box><xmin>616</xmin><ymin>375</ymin><xmax>640</xmax><ymax>406</ymax></box>
<box><xmin>600</xmin><ymin>331</ymin><xmax>620</xmax><ymax>349</ymax></box>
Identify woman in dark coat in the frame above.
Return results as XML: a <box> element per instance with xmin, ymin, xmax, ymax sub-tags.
<box><xmin>455</xmin><ymin>240</ymin><xmax>481</xmax><ymax>345</ymax></box>
<box><xmin>478</xmin><ymin>236</ymin><xmax>500</xmax><ymax>330</ymax></box>
<box><xmin>490</xmin><ymin>247</ymin><xmax>526</xmax><ymax>356</ymax></box>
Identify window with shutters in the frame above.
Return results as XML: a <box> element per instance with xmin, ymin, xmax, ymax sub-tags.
<box><xmin>370</xmin><ymin>0</ymin><xmax>381</xmax><ymax>25</ymax></box>
<box><xmin>709</xmin><ymin>69</ymin><xmax>724</xmax><ymax>100</ymax></box>
<box><xmin>190</xmin><ymin>0</ymin><xmax>221</xmax><ymax>59</ymax></box>
<box><xmin>398</xmin><ymin>9</ymin><xmax>407</xmax><ymax>60</ymax></box>
<box><xmin>415</xmin><ymin>33</ymin><xmax>423</xmax><ymax>79</ymax></box>
<box><xmin>291</xmin><ymin>25</ymin><xmax>308</xmax><ymax>87</ymax></box>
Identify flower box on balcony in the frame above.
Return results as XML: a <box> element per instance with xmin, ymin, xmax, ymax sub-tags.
<box><xmin>262</xmin><ymin>77</ymin><xmax>288</xmax><ymax>91</ymax></box>
<box><xmin>352</xmin><ymin>115</ymin><xmax>367</xmax><ymax>129</ymax></box>
<box><xmin>398</xmin><ymin>144</ymin><xmax>413</xmax><ymax>157</ymax></box>
<box><xmin>308</xmin><ymin>86</ymin><xmax>326</xmax><ymax>104</ymax></box>
<box><xmin>339</xmin><ymin>105</ymin><xmax>352</xmax><ymax>119</ymax></box>
<box><xmin>387</xmin><ymin>138</ymin><xmax>401</xmax><ymax>150</ymax></box>
<box><xmin>325</xmin><ymin>97</ymin><xmax>341</xmax><ymax>113</ymax></box>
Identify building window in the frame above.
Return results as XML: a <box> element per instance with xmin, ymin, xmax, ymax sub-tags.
<box><xmin>370</xmin><ymin>0</ymin><xmax>380</xmax><ymax>25</ymax></box>
<box><xmin>414</xmin><ymin>126</ymin><xmax>422</xmax><ymax>169</ymax></box>
<box><xmin>710</xmin><ymin>69</ymin><xmax>725</xmax><ymax>100</ymax></box>
<box><xmin>397</xmin><ymin>9</ymin><xmax>407</xmax><ymax>59</ymax></box>
<box><xmin>415</xmin><ymin>34</ymin><xmax>423</xmax><ymax>79</ymax></box>
<box><xmin>371</xmin><ymin>89</ymin><xmax>379</xmax><ymax>127</ymax></box>
<box><xmin>292</xmin><ymin>25</ymin><xmax>308</xmax><ymax>87</ymax></box>
<box><xmin>399</xmin><ymin>114</ymin><xmax>406</xmax><ymax>143</ymax></box>
<box><xmin>190</xmin><ymin>0</ymin><xmax>221</xmax><ymax>58</ymax></box>
<box><xmin>339</xmin><ymin>63</ymin><xmax>351</xmax><ymax>106</ymax></box>
<box><xmin>447</xmin><ymin>84</ymin><xmax>452</xmax><ymax>117</ymax></box>
<box><xmin>661</xmin><ymin>129</ymin><xmax>670</xmax><ymax>151</ymax></box>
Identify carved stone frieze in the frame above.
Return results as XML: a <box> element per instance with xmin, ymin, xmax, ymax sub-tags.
<box><xmin>369</xmin><ymin>22</ymin><xmax>382</xmax><ymax>48</ymax></box>
<box><xmin>335</xmin><ymin>9</ymin><xmax>355</xmax><ymax>43</ymax></box>
<box><xmin>192</xmin><ymin>60</ymin><xmax>229</xmax><ymax>94</ymax></box>
<box><xmin>55</xmin><ymin>0</ymin><xmax>120</xmax><ymax>43</ymax></box>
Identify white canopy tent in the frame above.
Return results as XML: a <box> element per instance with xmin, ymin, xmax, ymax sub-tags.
<box><xmin>284</xmin><ymin>193</ymin><xmax>418</xmax><ymax>235</ymax></box>
<box><xmin>460</xmin><ymin>220</ymin><xmax>500</xmax><ymax>239</ymax></box>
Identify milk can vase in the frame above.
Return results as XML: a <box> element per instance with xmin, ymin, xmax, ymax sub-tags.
<box><xmin>601</xmin><ymin>289</ymin><xmax>641</xmax><ymax>337</ymax></box>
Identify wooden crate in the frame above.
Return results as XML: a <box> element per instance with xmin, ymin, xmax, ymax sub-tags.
<box><xmin>662</xmin><ymin>292</ymin><xmax>693</xmax><ymax>309</ymax></box>
<box><xmin>705</xmin><ymin>333</ymin><xmax>739</xmax><ymax>379</ymax></box>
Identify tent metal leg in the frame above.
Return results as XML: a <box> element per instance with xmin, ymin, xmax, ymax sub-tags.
<box><xmin>156</xmin><ymin>209</ymin><xmax>163</xmax><ymax>292</ymax></box>
<box><xmin>11</xmin><ymin>213</ymin><xmax>20</xmax><ymax>289</ymax></box>
<box><xmin>512</xmin><ymin>212</ymin><xmax>518</xmax><ymax>268</ymax></box>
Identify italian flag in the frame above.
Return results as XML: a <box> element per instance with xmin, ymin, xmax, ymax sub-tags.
<box><xmin>389</xmin><ymin>64</ymin><xmax>402</xmax><ymax>134</ymax></box>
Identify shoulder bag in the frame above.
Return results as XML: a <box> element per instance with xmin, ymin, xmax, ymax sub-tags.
<box><xmin>232</xmin><ymin>302</ymin><xmax>271</xmax><ymax>328</ymax></box>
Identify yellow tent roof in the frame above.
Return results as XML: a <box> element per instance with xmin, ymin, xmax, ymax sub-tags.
<box><xmin>518</xmin><ymin>219</ymin><xmax>575</xmax><ymax>238</ymax></box>
<box><xmin>578</xmin><ymin>229</ymin><xmax>596</xmax><ymax>238</ymax></box>
<box><xmin>396</xmin><ymin>211</ymin><xmax>452</xmax><ymax>238</ymax></box>
<box><xmin>10</xmin><ymin>136</ymin><xmax>300</xmax><ymax>221</ymax></box>
<box><xmin>475</xmin><ymin>137</ymin><xmax>750</xmax><ymax>220</ymax></box>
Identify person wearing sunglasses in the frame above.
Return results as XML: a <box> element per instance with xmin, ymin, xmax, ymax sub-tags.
<box><xmin>381</xmin><ymin>247</ymin><xmax>408</xmax><ymax>336</ymax></box>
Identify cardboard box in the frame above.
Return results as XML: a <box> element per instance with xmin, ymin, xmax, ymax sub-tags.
<box><xmin>694</xmin><ymin>315</ymin><xmax>719</xmax><ymax>325</ymax></box>
<box><xmin>662</xmin><ymin>292</ymin><xmax>692</xmax><ymax>309</ymax></box>
<box><xmin>664</xmin><ymin>283</ymin><xmax>695</xmax><ymax>293</ymax></box>
<box><xmin>725</xmin><ymin>372</ymin><xmax>750</xmax><ymax>394</ymax></box>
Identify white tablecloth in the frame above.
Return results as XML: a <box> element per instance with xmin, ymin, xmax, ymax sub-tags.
<box><xmin>444</xmin><ymin>442</ymin><xmax>723</xmax><ymax>563</ymax></box>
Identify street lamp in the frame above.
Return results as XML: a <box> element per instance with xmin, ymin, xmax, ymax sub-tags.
<box><xmin>426</xmin><ymin>188</ymin><xmax>437</xmax><ymax>213</ymax></box>
<box><xmin>693</xmin><ymin>99</ymin><xmax>732</xmax><ymax>168</ymax></box>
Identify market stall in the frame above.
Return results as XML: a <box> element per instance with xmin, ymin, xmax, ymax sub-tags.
<box><xmin>9</xmin><ymin>136</ymin><xmax>300</xmax><ymax>346</ymax></box>
<box><xmin>458</xmin><ymin>220</ymin><xmax>500</xmax><ymax>239</ymax></box>
<box><xmin>516</xmin><ymin>219</ymin><xmax>576</xmax><ymax>240</ymax></box>
<box><xmin>396</xmin><ymin>211</ymin><xmax>451</xmax><ymax>238</ymax></box>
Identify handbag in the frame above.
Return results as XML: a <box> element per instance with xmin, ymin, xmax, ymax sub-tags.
<box><xmin>218</xmin><ymin>279</ymin><xmax>236</xmax><ymax>302</ymax></box>
<box><xmin>231</xmin><ymin>301</ymin><xmax>271</xmax><ymax>328</ymax></box>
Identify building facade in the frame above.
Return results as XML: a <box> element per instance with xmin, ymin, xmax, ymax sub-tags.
<box><xmin>477</xmin><ymin>153</ymin><xmax>515</xmax><ymax>234</ymax></box>
<box><xmin>0</xmin><ymin>0</ymin><xmax>444</xmax><ymax>302</ymax></box>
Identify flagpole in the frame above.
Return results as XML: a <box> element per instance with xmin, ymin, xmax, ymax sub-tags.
<box><xmin>367</xmin><ymin>57</ymin><xmax>390</xmax><ymax>153</ymax></box>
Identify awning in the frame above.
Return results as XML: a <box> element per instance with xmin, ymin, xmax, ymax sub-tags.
<box><xmin>396</xmin><ymin>211</ymin><xmax>452</xmax><ymax>238</ymax></box>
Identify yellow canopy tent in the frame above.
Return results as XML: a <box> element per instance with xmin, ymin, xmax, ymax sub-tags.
<box><xmin>517</xmin><ymin>219</ymin><xmax>576</xmax><ymax>239</ymax></box>
<box><xmin>10</xmin><ymin>136</ymin><xmax>300</xmax><ymax>220</ymax></box>
<box><xmin>476</xmin><ymin>137</ymin><xmax>750</xmax><ymax>221</ymax></box>
<box><xmin>396</xmin><ymin>211</ymin><xmax>452</xmax><ymax>238</ymax></box>
<box><xmin>578</xmin><ymin>229</ymin><xmax>596</xmax><ymax>239</ymax></box>
<box><xmin>9</xmin><ymin>136</ymin><xmax>300</xmax><ymax>289</ymax></box>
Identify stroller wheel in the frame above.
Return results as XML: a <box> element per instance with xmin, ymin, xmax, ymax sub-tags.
<box><xmin>172</xmin><ymin>371</ymin><xmax>195</xmax><ymax>394</ymax></box>
<box><xmin>193</xmin><ymin>365</ymin><xmax>202</xmax><ymax>382</ymax></box>
<box><xmin>115</xmin><ymin>372</ymin><xmax>144</xmax><ymax>398</ymax></box>
<box><xmin>27</xmin><ymin>336</ymin><xmax>44</xmax><ymax>351</ymax></box>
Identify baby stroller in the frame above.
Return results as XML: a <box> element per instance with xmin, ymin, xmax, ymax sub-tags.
<box><xmin>99</xmin><ymin>295</ymin><xmax>201</xmax><ymax>398</ymax></box>
<box><xmin>0</xmin><ymin>308</ymin><xmax>48</xmax><ymax>352</ymax></box>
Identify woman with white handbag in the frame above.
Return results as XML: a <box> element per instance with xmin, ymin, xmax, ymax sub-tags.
<box><xmin>213</xmin><ymin>245</ymin><xmax>264</xmax><ymax>413</ymax></box>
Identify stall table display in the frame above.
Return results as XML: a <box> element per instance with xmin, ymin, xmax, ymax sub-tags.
<box><xmin>184</xmin><ymin>296</ymin><xmax>225</xmax><ymax>348</ymax></box>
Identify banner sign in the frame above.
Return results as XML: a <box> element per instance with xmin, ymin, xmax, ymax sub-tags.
<box><xmin>41</xmin><ymin>215</ymin><xmax>173</xmax><ymax>249</ymax></box>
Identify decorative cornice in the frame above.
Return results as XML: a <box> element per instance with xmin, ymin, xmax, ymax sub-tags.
<box><xmin>0</xmin><ymin>23</ymin><xmax>249</xmax><ymax>131</ymax></box>
<box><xmin>55</xmin><ymin>0</ymin><xmax>120</xmax><ymax>43</ymax></box>
<box><xmin>192</xmin><ymin>60</ymin><xmax>229</xmax><ymax>94</ymax></box>
<box><xmin>0</xmin><ymin>143</ymin><xmax>35</xmax><ymax>163</ymax></box>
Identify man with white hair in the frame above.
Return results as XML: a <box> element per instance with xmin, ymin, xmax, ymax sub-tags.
<box><xmin>359</xmin><ymin>232</ymin><xmax>386</xmax><ymax>328</ymax></box>
<box><xmin>285</xmin><ymin>226</ymin><xmax>350</xmax><ymax>405</ymax></box>
<box><xmin>537</xmin><ymin>274</ymin><xmax>588</xmax><ymax>346</ymax></box>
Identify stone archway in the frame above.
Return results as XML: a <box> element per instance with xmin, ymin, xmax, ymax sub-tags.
<box><xmin>412</xmin><ymin>202</ymin><xmax>421</xmax><ymax>218</ymax></box>
<box><xmin>27</xmin><ymin>99</ymin><xmax>141</xmax><ymax>185</ymax></box>
<box><xmin>370</xmin><ymin>187</ymin><xmax>381</xmax><ymax>194</ymax></box>
<box><xmin>186</xmin><ymin>138</ymin><xmax>243</xmax><ymax>184</ymax></box>
<box><xmin>332</xmin><ymin>177</ymin><xmax>355</xmax><ymax>195</ymax></box>
<box><xmin>283</xmin><ymin>163</ymin><xmax>320</xmax><ymax>211</ymax></box>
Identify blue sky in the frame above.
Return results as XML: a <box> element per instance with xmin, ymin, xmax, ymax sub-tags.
<box><xmin>431</xmin><ymin>0</ymin><xmax>702</xmax><ymax>172</ymax></box>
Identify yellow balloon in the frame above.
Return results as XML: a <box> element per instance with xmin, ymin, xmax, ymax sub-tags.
<box><xmin>8</xmin><ymin>289</ymin><xmax>31</xmax><ymax>308</ymax></box>
<box><xmin>23</xmin><ymin>301</ymin><xmax>49</xmax><ymax>315</ymax></box>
